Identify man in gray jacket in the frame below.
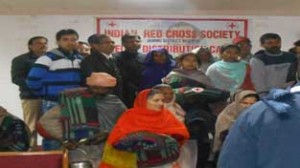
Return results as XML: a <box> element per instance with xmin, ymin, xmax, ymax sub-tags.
<box><xmin>250</xmin><ymin>33</ymin><xmax>298</xmax><ymax>97</ymax></box>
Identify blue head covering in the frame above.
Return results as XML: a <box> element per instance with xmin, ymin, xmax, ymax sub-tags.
<box><xmin>139</xmin><ymin>48</ymin><xmax>176</xmax><ymax>90</ymax></box>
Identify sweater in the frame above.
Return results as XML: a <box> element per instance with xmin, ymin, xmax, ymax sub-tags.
<box><xmin>26</xmin><ymin>48</ymin><xmax>83</xmax><ymax>101</ymax></box>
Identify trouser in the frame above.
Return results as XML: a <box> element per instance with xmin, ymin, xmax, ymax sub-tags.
<box><xmin>42</xmin><ymin>100</ymin><xmax>61</xmax><ymax>150</ymax></box>
<box><xmin>21</xmin><ymin>99</ymin><xmax>42</xmax><ymax>148</ymax></box>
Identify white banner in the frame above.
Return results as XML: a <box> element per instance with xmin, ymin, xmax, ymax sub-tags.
<box><xmin>97</xmin><ymin>18</ymin><xmax>248</xmax><ymax>56</ymax></box>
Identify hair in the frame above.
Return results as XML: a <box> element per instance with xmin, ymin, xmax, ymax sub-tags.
<box><xmin>293</xmin><ymin>40</ymin><xmax>300</xmax><ymax>46</ymax></box>
<box><xmin>260</xmin><ymin>33</ymin><xmax>281</xmax><ymax>44</ymax></box>
<box><xmin>220</xmin><ymin>44</ymin><xmax>241</xmax><ymax>54</ymax></box>
<box><xmin>78</xmin><ymin>41</ymin><xmax>89</xmax><ymax>46</ymax></box>
<box><xmin>87</xmin><ymin>34</ymin><xmax>110</xmax><ymax>44</ymax></box>
<box><xmin>27</xmin><ymin>36</ymin><xmax>48</xmax><ymax>45</ymax></box>
<box><xmin>121</xmin><ymin>33</ymin><xmax>141</xmax><ymax>43</ymax></box>
<box><xmin>241</xmin><ymin>94</ymin><xmax>260</xmax><ymax>102</ymax></box>
<box><xmin>147</xmin><ymin>88</ymin><xmax>163</xmax><ymax>100</ymax></box>
<box><xmin>178</xmin><ymin>52</ymin><xmax>201</xmax><ymax>65</ymax></box>
<box><xmin>56</xmin><ymin>29</ymin><xmax>79</xmax><ymax>41</ymax></box>
<box><xmin>153</xmin><ymin>84</ymin><xmax>172</xmax><ymax>90</ymax></box>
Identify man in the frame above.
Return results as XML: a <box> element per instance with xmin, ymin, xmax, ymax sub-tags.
<box><xmin>232</xmin><ymin>36</ymin><xmax>253</xmax><ymax>62</ymax></box>
<box><xmin>218</xmin><ymin>86</ymin><xmax>300</xmax><ymax>168</ymax></box>
<box><xmin>37</xmin><ymin>72</ymin><xmax>127</xmax><ymax>167</ymax></box>
<box><xmin>113</xmin><ymin>34</ymin><xmax>145</xmax><ymax>107</ymax></box>
<box><xmin>81</xmin><ymin>34</ymin><xmax>123</xmax><ymax>101</ymax></box>
<box><xmin>77</xmin><ymin>41</ymin><xmax>91</xmax><ymax>57</ymax></box>
<box><xmin>26</xmin><ymin>29</ymin><xmax>83</xmax><ymax>150</ymax></box>
<box><xmin>11</xmin><ymin>36</ymin><xmax>48</xmax><ymax>149</ymax></box>
<box><xmin>250</xmin><ymin>33</ymin><xmax>298</xmax><ymax>97</ymax></box>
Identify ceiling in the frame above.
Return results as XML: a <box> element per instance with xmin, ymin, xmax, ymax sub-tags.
<box><xmin>0</xmin><ymin>0</ymin><xmax>300</xmax><ymax>16</ymax></box>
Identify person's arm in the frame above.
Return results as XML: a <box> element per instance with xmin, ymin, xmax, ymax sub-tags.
<box><xmin>80</xmin><ymin>58</ymin><xmax>93</xmax><ymax>85</ymax></box>
<box><xmin>250</xmin><ymin>58</ymin><xmax>268</xmax><ymax>97</ymax></box>
<box><xmin>26</xmin><ymin>56</ymin><xmax>51</xmax><ymax>96</ymax></box>
<box><xmin>11</xmin><ymin>57</ymin><xmax>27</xmax><ymax>87</ymax></box>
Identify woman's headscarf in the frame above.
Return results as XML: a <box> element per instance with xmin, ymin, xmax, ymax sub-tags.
<box><xmin>139</xmin><ymin>48</ymin><xmax>176</xmax><ymax>90</ymax></box>
<box><xmin>206</xmin><ymin>60</ymin><xmax>247</xmax><ymax>93</ymax></box>
<box><xmin>213</xmin><ymin>90</ymin><xmax>258</xmax><ymax>152</ymax></box>
<box><xmin>107</xmin><ymin>89</ymin><xmax>189</xmax><ymax>145</ymax></box>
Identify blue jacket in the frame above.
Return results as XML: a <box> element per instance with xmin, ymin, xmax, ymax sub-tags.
<box><xmin>26</xmin><ymin>48</ymin><xmax>83</xmax><ymax>101</ymax></box>
<box><xmin>219</xmin><ymin>87</ymin><xmax>300</xmax><ymax>168</ymax></box>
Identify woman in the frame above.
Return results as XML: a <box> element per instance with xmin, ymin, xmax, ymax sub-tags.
<box><xmin>206</xmin><ymin>44</ymin><xmax>255</xmax><ymax>94</ymax></box>
<box><xmin>139</xmin><ymin>48</ymin><xmax>176</xmax><ymax>90</ymax></box>
<box><xmin>153</xmin><ymin>84</ymin><xmax>186</xmax><ymax>123</ymax></box>
<box><xmin>213</xmin><ymin>90</ymin><xmax>259</xmax><ymax>154</ymax></box>
<box><xmin>0</xmin><ymin>106</ymin><xmax>30</xmax><ymax>151</ymax></box>
<box><xmin>100</xmin><ymin>89</ymin><xmax>189</xmax><ymax>168</ymax></box>
<box><xmin>163</xmin><ymin>52</ymin><xmax>229</xmax><ymax>168</ymax></box>
<box><xmin>192</xmin><ymin>47</ymin><xmax>215</xmax><ymax>73</ymax></box>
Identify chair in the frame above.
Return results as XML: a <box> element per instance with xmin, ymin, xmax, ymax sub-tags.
<box><xmin>0</xmin><ymin>150</ymin><xmax>68</xmax><ymax>168</ymax></box>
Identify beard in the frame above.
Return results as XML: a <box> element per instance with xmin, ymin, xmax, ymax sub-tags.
<box><xmin>266</xmin><ymin>46</ymin><xmax>281</xmax><ymax>54</ymax></box>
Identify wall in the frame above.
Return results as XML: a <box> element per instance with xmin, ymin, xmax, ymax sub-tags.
<box><xmin>1</xmin><ymin>15</ymin><xmax>300</xmax><ymax>119</ymax></box>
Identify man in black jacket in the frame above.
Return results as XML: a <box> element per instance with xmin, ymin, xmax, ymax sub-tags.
<box><xmin>11</xmin><ymin>36</ymin><xmax>48</xmax><ymax>149</ymax></box>
<box><xmin>113</xmin><ymin>34</ymin><xmax>145</xmax><ymax>108</ymax></box>
<box><xmin>81</xmin><ymin>34</ymin><xmax>124</xmax><ymax>102</ymax></box>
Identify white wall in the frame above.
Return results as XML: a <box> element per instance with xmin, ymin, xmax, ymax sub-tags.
<box><xmin>1</xmin><ymin>15</ymin><xmax>300</xmax><ymax>119</ymax></box>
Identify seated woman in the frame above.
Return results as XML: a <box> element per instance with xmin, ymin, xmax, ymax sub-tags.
<box><xmin>206</xmin><ymin>44</ymin><xmax>255</xmax><ymax>94</ymax></box>
<box><xmin>100</xmin><ymin>88</ymin><xmax>189</xmax><ymax>168</ymax></box>
<box><xmin>0</xmin><ymin>105</ymin><xmax>30</xmax><ymax>151</ymax></box>
<box><xmin>213</xmin><ymin>90</ymin><xmax>259</xmax><ymax>156</ymax></box>
<box><xmin>139</xmin><ymin>48</ymin><xmax>176</xmax><ymax>90</ymax></box>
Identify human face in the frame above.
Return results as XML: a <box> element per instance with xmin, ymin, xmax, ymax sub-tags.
<box><xmin>261</xmin><ymin>38</ymin><xmax>281</xmax><ymax>54</ymax></box>
<box><xmin>152</xmin><ymin>51</ymin><xmax>167</xmax><ymax>64</ymax></box>
<box><xmin>77</xmin><ymin>43</ymin><xmax>91</xmax><ymax>57</ymax></box>
<box><xmin>160</xmin><ymin>87</ymin><xmax>174</xmax><ymax>103</ymax></box>
<box><xmin>57</xmin><ymin>34</ymin><xmax>78</xmax><ymax>53</ymax></box>
<box><xmin>123</xmin><ymin>37</ymin><xmax>141</xmax><ymax>52</ymax></box>
<box><xmin>221</xmin><ymin>47</ymin><xmax>240</xmax><ymax>62</ymax></box>
<box><xmin>98</xmin><ymin>37</ymin><xmax>115</xmax><ymax>55</ymax></box>
<box><xmin>239</xmin><ymin>96</ymin><xmax>257</xmax><ymax>108</ymax></box>
<box><xmin>237</xmin><ymin>42</ymin><xmax>252</xmax><ymax>57</ymax></box>
<box><xmin>181</xmin><ymin>54</ymin><xmax>198</xmax><ymax>70</ymax></box>
<box><xmin>146</xmin><ymin>93</ymin><xmax>164</xmax><ymax>111</ymax></box>
<box><xmin>29</xmin><ymin>38</ymin><xmax>48</xmax><ymax>56</ymax></box>
<box><xmin>198</xmin><ymin>51</ymin><xmax>211</xmax><ymax>63</ymax></box>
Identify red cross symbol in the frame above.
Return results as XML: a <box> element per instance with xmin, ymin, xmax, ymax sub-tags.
<box><xmin>109</xmin><ymin>21</ymin><xmax>116</xmax><ymax>27</ymax></box>
<box><xmin>228</xmin><ymin>22</ymin><xmax>237</xmax><ymax>29</ymax></box>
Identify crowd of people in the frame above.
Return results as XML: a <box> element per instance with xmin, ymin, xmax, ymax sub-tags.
<box><xmin>4</xmin><ymin>28</ymin><xmax>300</xmax><ymax>168</ymax></box>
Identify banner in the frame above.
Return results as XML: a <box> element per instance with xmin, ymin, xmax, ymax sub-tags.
<box><xmin>97</xmin><ymin>18</ymin><xmax>248</xmax><ymax>57</ymax></box>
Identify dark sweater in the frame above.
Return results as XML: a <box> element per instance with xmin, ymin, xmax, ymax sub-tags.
<box><xmin>11</xmin><ymin>52</ymin><xmax>40</xmax><ymax>99</ymax></box>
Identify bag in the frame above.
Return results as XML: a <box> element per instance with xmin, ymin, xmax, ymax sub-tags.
<box><xmin>114</xmin><ymin>132</ymin><xmax>180</xmax><ymax>167</ymax></box>
<box><xmin>37</xmin><ymin>105</ymin><xmax>63</xmax><ymax>139</ymax></box>
<box><xmin>59</xmin><ymin>88</ymin><xmax>100</xmax><ymax>141</ymax></box>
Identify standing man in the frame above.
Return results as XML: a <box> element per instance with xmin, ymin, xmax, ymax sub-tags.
<box><xmin>26</xmin><ymin>29</ymin><xmax>83</xmax><ymax>150</ymax></box>
<box><xmin>250</xmin><ymin>33</ymin><xmax>298</xmax><ymax>97</ymax></box>
<box><xmin>232</xmin><ymin>36</ymin><xmax>253</xmax><ymax>63</ymax></box>
<box><xmin>11</xmin><ymin>36</ymin><xmax>48</xmax><ymax>150</ymax></box>
<box><xmin>81</xmin><ymin>34</ymin><xmax>123</xmax><ymax>101</ymax></box>
<box><xmin>113</xmin><ymin>34</ymin><xmax>145</xmax><ymax>108</ymax></box>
